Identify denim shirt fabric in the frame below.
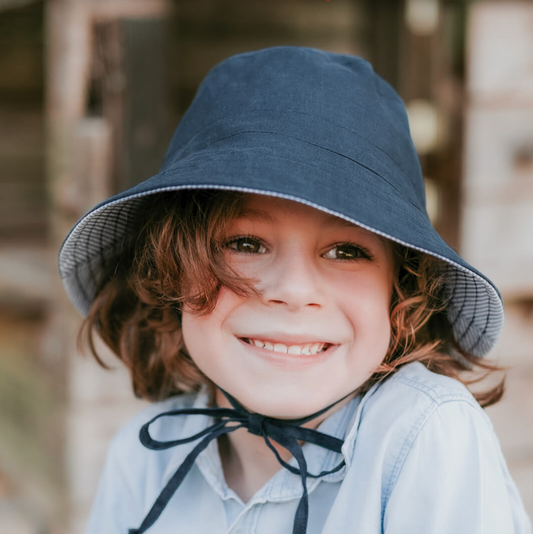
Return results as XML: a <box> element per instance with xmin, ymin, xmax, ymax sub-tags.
<box><xmin>85</xmin><ymin>361</ymin><xmax>532</xmax><ymax>534</ymax></box>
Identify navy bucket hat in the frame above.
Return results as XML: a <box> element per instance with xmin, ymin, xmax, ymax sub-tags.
<box><xmin>58</xmin><ymin>46</ymin><xmax>503</xmax><ymax>357</ymax></box>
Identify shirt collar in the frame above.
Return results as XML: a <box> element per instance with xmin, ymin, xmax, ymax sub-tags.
<box><xmin>266</xmin><ymin>381</ymin><xmax>383</xmax><ymax>500</ymax></box>
<box><xmin>161</xmin><ymin>381</ymin><xmax>382</xmax><ymax>502</ymax></box>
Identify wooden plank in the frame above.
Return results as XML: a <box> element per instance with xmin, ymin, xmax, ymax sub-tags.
<box><xmin>467</xmin><ymin>1</ymin><xmax>533</xmax><ymax>106</ymax></box>
<box><xmin>461</xmin><ymin>105</ymin><xmax>533</xmax><ymax>298</ymax></box>
<box><xmin>462</xmin><ymin>3</ymin><xmax>533</xmax><ymax>298</ymax></box>
<box><xmin>45</xmin><ymin>0</ymin><xmax>92</xmax><ymax>124</ymax></box>
<box><xmin>120</xmin><ymin>18</ymin><xmax>168</xmax><ymax>189</ymax></box>
<box><xmin>0</xmin><ymin>0</ymin><xmax>39</xmax><ymax>12</ymax></box>
<box><xmin>68</xmin><ymin>117</ymin><xmax>113</xmax><ymax>212</ymax></box>
<box><xmin>91</xmin><ymin>0</ymin><xmax>170</xmax><ymax>21</ymax></box>
<box><xmin>363</xmin><ymin>0</ymin><xmax>404</xmax><ymax>88</ymax></box>
<box><xmin>175</xmin><ymin>0</ymin><xmax>359</xmax><ymax>35</ymax></box>
<box><xmin>94</xmin><ymin>17</ymin><xmax>169</xmax><ymax>192</ymax></box>
<box><xmin>0</xmin><ymin>106</ymin><xmax>45</xmax><ymax>240</ymax></box>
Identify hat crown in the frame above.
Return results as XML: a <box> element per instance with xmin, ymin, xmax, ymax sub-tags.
<box><xmin>161</xmin><ymin>46</ymin><xmax>426</xmax><ymax>211</ymax></box>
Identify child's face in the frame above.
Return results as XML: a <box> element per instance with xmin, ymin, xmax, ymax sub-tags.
<box><xmin>182</xmin><ymin>194</ymin><xmax>394</xmax><ymax>417</ymax></box>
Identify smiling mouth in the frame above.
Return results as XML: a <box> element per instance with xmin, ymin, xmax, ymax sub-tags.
<box><xmin>240</xmin><ymin>337</ymin><xmax>332</xmax><ymax>355</ymax></box>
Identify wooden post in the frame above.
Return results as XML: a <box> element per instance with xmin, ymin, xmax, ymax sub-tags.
<box><xmin>45</xmin><ymin>1</ymin><xmax>170</xmax><ymax>531</ymax></box>
<box><xmin>93</xmin><ymin>16</ymin><xmax>169</xmax><ymax>192</ymax></box>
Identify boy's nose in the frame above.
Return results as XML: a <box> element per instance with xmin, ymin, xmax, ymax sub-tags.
<box><xmin>260</xmin><ymin>250</ymin><xmax>325</xmax><ymax>311</ymax></box>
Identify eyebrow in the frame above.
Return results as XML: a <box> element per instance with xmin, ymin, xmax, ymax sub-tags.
<box><xmin>236</xmin><ymin>207</ymin><xmax>359</xmax><ymax>229</ymax></box>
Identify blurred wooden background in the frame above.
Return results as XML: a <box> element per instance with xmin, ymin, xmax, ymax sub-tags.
<box><xmin>0</xmin><ymin>0</ymin><xmax>531</xmax><ymax>532</ymax></box>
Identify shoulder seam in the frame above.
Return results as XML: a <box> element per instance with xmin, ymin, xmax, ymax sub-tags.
<box><xmin>393</xmin><ymin>374</ymin><xmax>477</xmax><ymax>406</ymax></box>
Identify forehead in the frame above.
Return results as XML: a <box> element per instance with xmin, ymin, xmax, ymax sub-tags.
<box><xmin>236</xmin><ymin>193</ymin><xmax>389</xmax><ymax>243</ymax></box>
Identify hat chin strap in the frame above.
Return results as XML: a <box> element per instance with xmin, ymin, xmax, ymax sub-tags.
<box><xmin>216</xmin><ymin>384</ymin><xmax>355</xmax><ymax>428</ymax></box>
<box><xmin>129</xmin><ymin>382</ymin><xmax>355</xmax><ymax>534</ymax></box>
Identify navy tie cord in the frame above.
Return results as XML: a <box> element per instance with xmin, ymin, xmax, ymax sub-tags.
<box><xmin>128</xmin><ymin>388</ymin><xmax>351</xmax><ymax>534</ymax></box>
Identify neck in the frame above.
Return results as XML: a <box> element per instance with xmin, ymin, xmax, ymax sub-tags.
<box><xmin>214</xmin><ymin>388</ymin><xmax>356</xmax><ymax>503</ymax></box>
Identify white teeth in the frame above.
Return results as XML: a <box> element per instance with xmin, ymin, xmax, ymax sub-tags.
<box><xmin>310</xmin><ymin>343</ymin><xmax>322</xmax><ymax>355</ymax></box>
<box><xmin>245</xmin><ymin>338</ymin><xmax>328</xmax><ymax>355</ymax></box>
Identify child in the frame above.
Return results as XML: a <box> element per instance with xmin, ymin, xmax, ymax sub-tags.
<box><xmin>58</xmin><ymin>47</ymin><xmax>532</xmax><ymax>534</ymax></box>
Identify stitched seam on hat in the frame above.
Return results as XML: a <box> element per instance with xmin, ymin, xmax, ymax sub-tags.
<box><xmin>177</xmin><ymin>108</ymin><xmax>420</xmax><ymax>192</ymax></box>
<box><xmin>163</xmin><ymin>132</ymin><xmax>425</xmax><ymax>214</ymax></box>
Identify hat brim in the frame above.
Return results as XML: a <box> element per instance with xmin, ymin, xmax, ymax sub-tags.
<box><xmin>58</xmin><ymin>134</ymin><xmax>503</xmax><ymax>358</ymax></box>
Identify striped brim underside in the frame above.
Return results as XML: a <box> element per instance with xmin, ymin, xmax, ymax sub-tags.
<box><xmin>58</xmin><ymin>186</ymin><xmax>503</xmax><ymax>358</ymax></box>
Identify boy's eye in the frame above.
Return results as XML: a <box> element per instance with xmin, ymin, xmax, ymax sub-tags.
<box><xmin>323</xmin><ymin>243</ymin><xmax>373</xmax><ymax>261</ymax></box>
<box><xmin>226</xmin><ymin>236</ymin><xmax>267</xmax><ymax>254</ymax></box>
<box><xmin>225</xmin><ymin>237</ymin><xmax>373</xmax><ymax>261</ymax></box>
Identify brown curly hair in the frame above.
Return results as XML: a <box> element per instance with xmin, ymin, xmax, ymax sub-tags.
<box><xmin>78</xmin><ymin>189</ymin><xmax>507</xmax><ymax>407</ymax></box>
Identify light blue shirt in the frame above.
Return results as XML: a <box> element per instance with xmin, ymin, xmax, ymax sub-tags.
<box><xmin>85</xmin><ymin>361</ymin><xmax>532</xmax><ymax>534</ymax></box>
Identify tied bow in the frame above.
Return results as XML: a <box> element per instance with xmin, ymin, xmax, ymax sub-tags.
<box><xmin>129</xmin><ymin>388</ymin><xmax>350</xmax><ymax>534</ymax></box>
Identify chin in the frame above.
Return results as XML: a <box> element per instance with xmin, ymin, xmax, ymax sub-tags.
<box><xmin>227</xmin><ymin>388</ymin><xmax>333</xmax><ymax>419</ymax></box>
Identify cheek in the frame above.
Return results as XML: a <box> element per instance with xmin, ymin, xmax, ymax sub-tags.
<box><xmin>181</xmin><ymin>288</ymin><xmax>243</xmax><ymax>364</ymax></box>
<box><xmin>181</xmin><ymin>313</ymin><xmax>211</xmax><ymax>367</ymax></box>
<box><xmin>340</xmin><ymin>295</ymin><xmax>391</xmax><ymax>380</ymax></box>
<box><xmin>181</xmin><ymin>312</ymin><xmax>227</xmax><ymax>388</ymax></box>
<box><xmin>335</xmin><ymin>272</ymin><xmax>392</xmax><ymax>345</ymax></box>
